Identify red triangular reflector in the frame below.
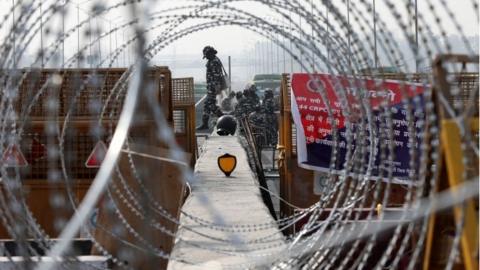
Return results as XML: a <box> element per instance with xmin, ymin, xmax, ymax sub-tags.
<box><xmin>85</xmin><ymin>141</ymin><xmax>108</xmax><ymax>168</ymax></box>
<box><xmin>2</xmin><ymin>143</ymin><xmax>28</xmax><ymax>167</ymax></box>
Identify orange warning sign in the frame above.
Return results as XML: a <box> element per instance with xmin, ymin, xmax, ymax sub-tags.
<box><xmin>85</xmin><ymin>141</ymin><xmax>108</xmax><ymax>168</ymax></box>
<box><xmin>2</xmin><ymin>143</ymin><xmax>28</xmax><ymax>167</ymax></box>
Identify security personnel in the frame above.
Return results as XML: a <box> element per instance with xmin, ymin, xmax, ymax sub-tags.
<box><xmin>234</xmin><ymin>89</ymin><xmax>251</xmax><ymax>120</ymax></box>
<box><xmin>247</xmin><ymin>84</ymin><xmax>260</xmax><ymax>106</ymax></box>
<box><xmin>197</xmin><ymin>46</ymin><xmax>225</xmax><ymax>130</ymax></box>
<box><xmin>243</xmin><ymin>85</ymin><xmax>260</xmax><ymax>116</ymax></box>
<box><xmin>262</xmin><ymin>89</ymin><xmax>275</xmax><ymax>115</ymax></box>
<box><xmin>262</xmin><ymin>89</ymin><xmax>278</xmax><ymax>145</ymax></box>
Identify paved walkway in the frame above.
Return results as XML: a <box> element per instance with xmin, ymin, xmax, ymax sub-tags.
<box><xmin>168</xmin><ymin>135</ymin><xmax>285</xmax><ymax>269</ymax></box>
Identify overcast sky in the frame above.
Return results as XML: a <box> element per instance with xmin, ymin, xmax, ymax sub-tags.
<box><xmin>0</xmin><ymin>0</ymin><xmax>477</xmax><ymax>82</ymax></box>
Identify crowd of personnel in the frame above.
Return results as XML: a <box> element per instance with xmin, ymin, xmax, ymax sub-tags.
<box><xmin>198</xmin><ymin>45</ymin><xmax>278</xmax><ymax>146</ymax></box>
<box><xmin>220</xmin><ymin>84</ymin><xmax>279</xmax><ymax>146</ymax></box>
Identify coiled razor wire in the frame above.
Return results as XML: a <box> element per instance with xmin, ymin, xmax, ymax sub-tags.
<box><xmin>0</xmin><ymin>0</ymin><xmax>477</xmax><ymax>269</ymax></box>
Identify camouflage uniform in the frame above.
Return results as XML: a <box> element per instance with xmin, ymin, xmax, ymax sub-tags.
<box><xmin>244</xmin><ymin>88</ymin><xmax>260</xmax><ymax>115</ymax></box>
<box><xmin>197</xmin><ymin>46</ymin><xmax>225</xmax><ymax>130</ymax></box>
<box><xmin>234</xmin><ymin>94</ymin><xmax>249</xmax><ymax>120</ymax></box>
<box><xmin>262</xmin><ymin>92</ymin><xmax>278</xmax><ymax>145</ymax></box>
<box><xmin>203</xmin><ymin>56</ymin><xmax>223</xmax><ymax>118</ymax></box>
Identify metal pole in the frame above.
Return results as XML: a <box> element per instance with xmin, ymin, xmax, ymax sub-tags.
<box><xmin>89</xmin><ymin>15</ymin><xmax>92</xmax><ymax>68</ymax></box>
<box><xmin>326</xmin><ymin>3</ymin><xmax>330</xmax><ymax>63</ymax></box>
<box><xmin>276</xmin><ymin>34</ymin><xmax>280</xmax><ymax>74</ymax></box>
<box><xmin>115</xmin><ymin>25</ymin><xmax>119</xmax><ymax>67</ymax></box>
<box><xmin>62</xmin><ymin>0</ymin><xmax>65</xmax><ymax>67</ymax></box>
<box><xmin>311</xmin><ymin>0</ymin><xmax>315</xmax><ymax>71</ymax></box>
<box><xmin>128</xmin><ymin>36</ymin><xmax>132</xmax><ymax>65</ymax></box>
<box><xmin>109</xmin><ymin>22</ymin><xmax>112</xmax><ymax>64</ymax></box>
<box><xmin>97</xmin><ymin>17</ymin><xmax>101</xmax><ymax>67</ymax></box>
<box><xmin>283</xmin><ymin>26</ymin><xmax>286</xmax><ymax>73</ymax></box>
<box><xmin>40</xmin><ymin>1</ymin><xmax>44</xmax><ymax>67</ymax></box>
<box><xmin>373</xmin><ymin>0</ymin><xmax>378</xmax><ymax>69</ymax></box>
<box><xmin>228</xmin><ymin>56</ymin><xmax>232</xmax><ymax>93</ymax></box>
<box><xmin>12</xmin><ymin>0</ymin><xmax>15</xmax><ymax>67</ymax></box>
<box><xmin>254</xmin><ymin>43</ymin><xmax>258</xmax><ymax>75</ymax></box>
<box><xmin>123</xmin><ymin>29</ymin><xmax>126</xmax><ymax>66</ymax></box>
<box><xmin>77</xmin><ymin>4</ymin><xmax>80</xmax><ymax>68</ymax></box>
<box><xmin>347</xmin><ymin>0</ymin><xmax>351</xmax><ymax>71</ymax></box>
<box><xmin>299</xmin><ymin>13</ymin><xmax>303</xmax><ymax>72</ymax></box>
<box><xmin>290</xmin><ymin>11</ymin><xmax>293</xmax><ymax>73</ymax></box>
<box><xmin>415</xmin><ymin>0</ymin><xmax>418</xmax><ymax>72</ymax></box>
<box><xmin>270</xmin><ymin>39</ymin><xmax>274</xmax><ymax>73</ymax></box>
<box><xmin>264</xmin><ymin>41</ymin><xmax>267</xmax><ymax>74</ymax></box>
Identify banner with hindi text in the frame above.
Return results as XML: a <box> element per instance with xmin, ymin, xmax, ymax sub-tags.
<box><xmin>290</xmin><ymin>73</ymin><xmax>427</xmax><ymax>184</ymax></box>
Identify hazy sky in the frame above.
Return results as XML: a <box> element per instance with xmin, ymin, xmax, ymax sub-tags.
<box><xmin>0</xmin><ymin>0</ymin><xmax>477</xmax><ymax>83</ymax></box>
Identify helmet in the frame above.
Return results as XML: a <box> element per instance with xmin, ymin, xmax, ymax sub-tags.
<box><xmin>216</xmin><ymin>115</ymin><xmax>237</xmax><ymax>136</ymax></box>
<box><xmin>235</xmin><ymin>91</ymin><xmax>243</xmax><ymax>99</ymax></box>
<box><xmin>265</xmin><ymin>89</ymin><xmax>274</xmax><ymax>98</ymax></box>
<box><xmin>202</xmin><ymin>46</ymin><xmax>217</xmax><ymax>59</ymax></box>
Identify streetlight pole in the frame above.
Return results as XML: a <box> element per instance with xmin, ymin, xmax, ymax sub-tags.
<box><xmin>290</xmin><ymin>10</ymin><xmax>293</xmax><ymax>73</ymax></box>
<box><xmin>415</xmin><ymin>0</ymin><xmax>418</xmax><ymax>72</ymax></box>
<box><xmin>270</xmin><ymin>39</ymin><xmax>274</xmax><ymax>74</ymax></box>
<box><xmin>40</xmin><ymin>1</ymin><xmax>44</xmax><ymax>67</ymax></box>
<box><xmin>311</xmin><ymin>0</ymin><xmax>315</xmax><ymax>71</ymax></box>
<box><xmin>373</xmin><ymin>0</ymin><xmax>378</xmax><ymax>69</ymax></box>
<box><xmin>326</xmin><ymin>3</ymin><xmax>330</xmax><ymax>63</ymax></box>
<box><xmin>97</xmin><ymin>17</ymin><xmax>102</xmax><ymax>67</ymax></box>
<box><xmin>347</xmin><ymin>0</ymin><xmax>351</xmax><ymax>71</ymax></box>
<box><xmin>77</xmin><ymin>4</ymin><xmax>80</xmax><ymax>68</ymax></box>
<box><xmin>276</xmin><ymin>33</ymin><xmax>280</xmax><ymax>74</ymax></box>
<box><xmin>282</xmin><ymin>24</ymin><xmax>286</xmax><ymax>73</ymax></box>
<box><xmin>115</xmin><ymin>24</ymin><xmax>119</xmax><ymax>67</ymax></box>
<box><xmin>264</xmin><ymin>41</ymin><xmax>267</xmax><ymax>74</ymax></box>
<box><xmin>123</xmin><ymin>29</ymin><xmax>126</xmax><ymax>66</ymax></box>
<box><xmin>62</xmin><ymin>0</ymin><xmax>66</xmax><ymax>67</ymax></box>
<box><xmin>299</xmin><ymin>13</ymin><xmax>303</xmax><ymax>72</ymax></box>
<box><xmin>12</xmin><ymin>0</ymin><xmax>16</xmax><ymax>67</ymax></box>
<box><xmin>110</xmin><ymin>22</ymin><xmax>113</xmax><ymax>65</ymax></box>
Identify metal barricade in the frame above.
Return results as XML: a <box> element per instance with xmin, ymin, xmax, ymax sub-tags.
<box><xmin>172</xmin><ymin>77</ymin><xmax>196</xmax><ymax>166</ymax></box>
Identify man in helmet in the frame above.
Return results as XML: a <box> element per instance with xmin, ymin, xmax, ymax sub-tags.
<box><xmin>247</xmin><ymin>84</ymin><xmax>260</xmax><ymax>106</ymax></box>
<box><xmin>238</xmin><ymin>85</ymin><xmax>259</xmax><ymax>118</ymax></box>
<box><xmin>196</xmin><ymin>46</ymin><xmax>226</xmax><ymax>130</ymax></box>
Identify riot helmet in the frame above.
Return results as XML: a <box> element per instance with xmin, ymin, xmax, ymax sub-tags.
<box><xmin>216</xmin><ymin>115</ymin><xmax>237</xmax><ymax>136</ymax></box>
<box><xmin>265</xmin><ymin>89</ymin><xmax>274</xmax><ymax>98</ymax></box>
<box><xmin>202</xmin><ymin>46</ymin><xmax>217</xmax><ymax>60</ymax></box>
<box><xmin>235</xmin><ymin>91</ymin><xmax>243</xmax><ymax>100</ymax></box>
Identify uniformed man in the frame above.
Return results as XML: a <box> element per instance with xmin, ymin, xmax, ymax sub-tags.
<box><xmin>262</xmin><ymin>89</ymin><xmax>278</xmax><ymax>145</ymax></box>
<box><xmin>196</xmin><ymin>46</ymin><xmax>226</xmax><ymax>130</ymax></box>
<box><xmin>234</xmin><ymin>89</ymin><xmax>251</xmax><ymax>120</ymax></box>
<box><xmin>247</xmin><ymin>84</ymin><xmax>260</xmax><ymax>106</ymax></box>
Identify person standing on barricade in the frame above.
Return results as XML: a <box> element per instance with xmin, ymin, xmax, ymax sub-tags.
<box><xmin>196</xmin><ymin>46</ymin><xmax>227</xmax><ymax>130</ymax></box>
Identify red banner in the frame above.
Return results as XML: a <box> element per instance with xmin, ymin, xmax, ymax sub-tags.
<box><xmin>291</xmin><ymin>73</ymin><xmax>427</xmax><ymax>183</ymax></box>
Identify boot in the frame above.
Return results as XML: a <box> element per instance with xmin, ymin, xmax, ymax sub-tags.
<box><xmin>196</xmin><ymin>115</ymin><xmax>210</xmax><ymax>130</ymax></box>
